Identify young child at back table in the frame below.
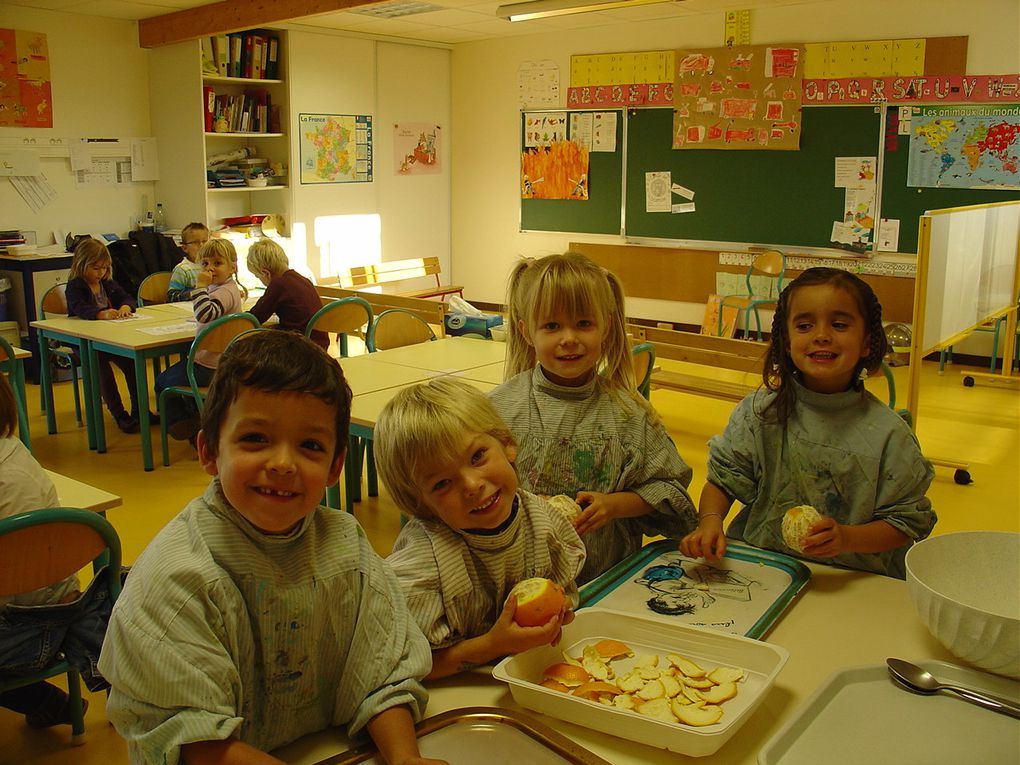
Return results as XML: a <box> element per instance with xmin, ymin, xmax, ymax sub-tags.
<box><xmin>681</xmin><ymin>267</ymin><xmax>936</xmax><ymax>579</ymax></box>
<box><xmin>246</xmin><ymin>238</ymin><xmax>329</xmax><ymax>349</ymax></box>
<box><xmin>99</xmin><ymin>331</ymin><xmax>445</xmax><ymax>765</ymax></box>
<box><xmin>166</xmin><ymin>222</ymin><xmax>210</xmax><ymax>302</ymax></box>
<box><xmin>155</xmin><ymin>238</ymin><xmax>246</xmax><ymax>443</ymax></box>
<box><xmin>66</xmin><ymin>238</ymin><xmax>143</xmax><ymax>434</ymax></box>
<box><xmin>377</xmin><ymin>378</ymin><xmax>585</xmax><ymax>680</ymax></box>
<box><xmin>490</xmin><ymin>252</ymin><xmax>697</xmax><ymax>585</ymax></box>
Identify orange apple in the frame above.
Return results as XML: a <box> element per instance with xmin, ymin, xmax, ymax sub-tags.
<box><xmin>508</xmin><ymin>577</ymin><xmax>566</xmax><ymax>627</ymax></box>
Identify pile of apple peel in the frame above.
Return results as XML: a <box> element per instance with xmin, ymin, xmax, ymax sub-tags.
<box><xmin>539</xmin><ymin>639</ymin><xmax>745</xmax><ymax>727</ymax></box>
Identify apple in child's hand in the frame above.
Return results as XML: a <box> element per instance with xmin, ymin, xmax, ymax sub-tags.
<box><xmin>508</xmin><ymin>577</ymin><xmax>566</xmax><ymax>627</ymax></box>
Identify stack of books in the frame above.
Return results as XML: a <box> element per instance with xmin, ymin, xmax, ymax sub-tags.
<box><xmin>204</xmin><ymin>89</ymin><xmax>275</xmax><ymax>134</ymax></box>
<box><xmin>207</xmin><ymin>169</ymin><xmax>246</xmax><ymax>189</ymax></box>
<box><xmin>0</xmin><ymin>230</ymin><xmax>26</xmax><ymax>255</ymax></box>
<box><xmin>202</xmin><ymin>29</ymin><xmax>280</xmax><ymax>80</ymax></box>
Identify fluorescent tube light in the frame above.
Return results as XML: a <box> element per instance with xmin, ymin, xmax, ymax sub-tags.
<box><xmin>497</xmin><ymin>0</ymin><xmax>674</xmax><ymax>22</ymax></box>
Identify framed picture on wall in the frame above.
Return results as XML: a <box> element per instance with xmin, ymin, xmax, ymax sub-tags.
<box><xmin>297</xmin><ymin>113</ymin><xmax>373</xmax><ymax>184</ymax></box>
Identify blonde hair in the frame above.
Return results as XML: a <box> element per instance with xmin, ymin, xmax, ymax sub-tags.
<box><xmin>69</xmin><ymin>238</ymin><xmax>112</xmax><ymax>282</ymax></box>
<box><xmin>504</xmin><ymin>252</ymin><xmax>635</xmax><ymax>397</ymax></box>
<box><xmin>246</xmin><ymin>238</ymin><xmax>289</xmax><ymax>277</ymax></box>
<box><xmin>198</xmin><ymin>238</ymin><xmax>246</xmax><ymax>296</ymax></box>
<box><xmin>374</xmin><ymin>377</ymin><xmax>515</xmax><ymax>521</ymax></box>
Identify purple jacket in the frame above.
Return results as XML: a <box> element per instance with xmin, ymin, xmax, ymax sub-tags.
<box><xmin>65</xmin><ymin>277</ymin><xmax>136</xmax><ymax>321</ymax></box>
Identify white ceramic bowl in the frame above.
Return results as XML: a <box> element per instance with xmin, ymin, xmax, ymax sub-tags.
<box><xmin>905</xmin><ymin>531</ymin><xmax>1020</xmax><ymax>679</ymax></box>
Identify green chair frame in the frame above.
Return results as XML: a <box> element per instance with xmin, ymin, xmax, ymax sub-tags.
<box><xmin>0</xmin><ymin>507</ymin><xmax>122</xmax><ymax>744</ymax></box>
<box><xmin>878</xmin><ymin>361</ymin><xmax>912</xmax><ymax>427</ymax></box>
<box><xmin>39</xmin><ymin>284</ymin><xmax>83</xmax><ymax>430</ymax></box>
<box><xmin>631</xmin><ymin>342</ymin><xmax>655</xmax><ymax>401</ymax></box>
<box><xmin>717</xmin><ymin>250</ymin><xmax>786</xmax><ymax>340</ymax></box>
<box><xmin>158</xmin><ymin>312</ymin><xmax>260</xmax><ymax>466</ymax></box>
<box><xmin>0</xmin><ymin>335</ymin><xmax>31</xmax><ymax>449</ymax></box>
<box><xmin>938</xmin><ymin>311</ymin><xmax>1020</xmax><ymax>375</ymax></box>
<box><xmin>366</xmin><ymin>309</ymin><xmax>436</xmax><ymax>352</ymax></box>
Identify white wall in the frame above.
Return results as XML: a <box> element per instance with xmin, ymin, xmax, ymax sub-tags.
<box><xmin>450</xmin><ymin>0</ymin><xmax>1020</xmax><ymax>336</ymax></box>
<box><xmin>0</xmin><ymin>8</ymin><xmax>155</xmax><ymax>241</ymax></box>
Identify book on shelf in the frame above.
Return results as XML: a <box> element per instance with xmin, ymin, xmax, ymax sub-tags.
<box><xmin>213</xmin><ymin>35</ymin><xmax>229</xmax><ymax>76</ymax></box>
<box><xmin>266</xmin><ymin>37</ymin><xmax>279</xmax><ymax>79</ymax></box>
<box><xmin>228</xmin><ymin>33</ymin><xmax>243</xmax><ymax>78</ymax></box>
<box><xmin>203</xmin><ymin>86</ymin><xmax>214</xmax><ymax>132</ymax></box>
<box><xmin>201</xmin><ymin>37</ymin><xmax>217</xmax><ymax>75</ymax></box>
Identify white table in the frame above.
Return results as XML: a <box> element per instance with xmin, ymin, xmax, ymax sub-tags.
<box><xmin>45</xmin><ymin>469</ymin><xmax>122</xmax><ymax>515</ymax></box>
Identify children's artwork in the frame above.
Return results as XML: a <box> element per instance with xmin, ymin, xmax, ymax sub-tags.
<box><xmin>298</xmin><ymin>113</ymin><xmax>373</xmax><ymax>184</ymax></box>
<box><xmin>394</xmin><ymin>123</ymin><xmax>441</xmax><ymax>175</ymax></box>
<box><xmin>0</xmin><ymin>28</ymin><xmax>53</xmax><ymax>128</ymax></box>
<box><xmin>520</xmin><ymin>140</ymin><xmax>589</xmax><ymax>200</ymax></box>
<box><xmin>701</xmin><ymin>293</ymin><xmax>740</xmax><ymax>337</ymax></box>
<box><xmin>834</xmin><ymin>156</ymin><xmax>877</xmax><ymax>187</ymax></box>
<box><xmin>580</xmin><ymin>541</ymin><xmax>810</xmax><ymax>638</ymax></box>
<box><xmin>672</xmin><ymin>43</ymin><xmax>804</xmax><ymax>150</ymax></box>
<box><xmin>523</xmin><ymin>111</ymin><xmax>566</xmax><ymax>148</ymax></box>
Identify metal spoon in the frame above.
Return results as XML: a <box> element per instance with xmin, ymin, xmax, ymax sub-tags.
<box><xmin>886</xmin><ymin>658</ymin><xmax>1020</xmax><ymax>719</ymax></box>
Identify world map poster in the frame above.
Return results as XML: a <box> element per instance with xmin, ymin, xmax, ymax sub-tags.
<box><xmin>908</xmin><ymin>105</ymin><xmax>1020</xmax><ymax>190</ymax></box>
<box><xmin>298</xmin><ymin>113</ymin><xmax>373</xmax><ymax>184</ymax></box>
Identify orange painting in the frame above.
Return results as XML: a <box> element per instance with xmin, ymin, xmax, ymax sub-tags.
<box><xmin>521</xmin><ymin>140</ymin><xmax>590</xmax><ymax>200</ymax></box>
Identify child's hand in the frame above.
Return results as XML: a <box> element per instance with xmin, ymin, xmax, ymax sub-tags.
<box><xmin>195</xmin><ymin>269</ymin><xmax>213</xmax><ymax>288</ymax></box>
<box><xmin>572</xmin><ymin>491</ymin><xmax>614</xmax><ymax>535</ymax></box>
<box><xmin>116</xmin><ymin>305</ymin><xmax>133</xmax><ymax>318</ymax></box>
<box><xmin>801</xmin><ymin>516</ymin><xmax>844</xmax><ymax>557</ymax></box>
<box><xmin>488</xmin><ymin>595</ymin><xmax>563</xmax><ymax>656</ymax></box>
<box><xmin>680</xmin><ymin>518</ymin><xmax>727</xmax><ymax>561</ymax></box>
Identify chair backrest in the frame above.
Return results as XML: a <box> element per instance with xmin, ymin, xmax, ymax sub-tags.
<box><xmin>40</xmin><ymin>283</ymin><xmax>71</xmax><ymax>319</ymax></box>
<box><xmin>185</xmin><ymin>312</ymin><xmax>261</xmax><ymax>396</ymax></box>
<box><xmin>631</xmin><ymin>342</ymin><xmax>655</xmax><ymax>400</ymax></box>
<box><xmin>877</xmin><ymin>361</ymin><xmax>913</xmax><ymax>427</ymax></box>
<box><xmin>747</xmin><ymin>249</ymin><xmax>786</xmax><ymax>296</ymax></box>
<box><xmin>0</xmin><ymin>507</ymin><xmax>121</xmax><ymax>599</ymax></box>
<box><xmin>367</xmin><ymin>309</ymin><xmax>437</xmax><ymax>351</ymax></box>
<box><xmin>137</xmin><ymin>271</ymin><xmax>173</xmax><ymax>306</ymax></box>
<box><xmin>307</xmin><ymin>297</ymin><xmax>373</xmax><ymax>351</ymax></box>
<box><xmin>0</xmin><ymin>334</ymin><xmax>16</xmax><ymax>366</ymax></box>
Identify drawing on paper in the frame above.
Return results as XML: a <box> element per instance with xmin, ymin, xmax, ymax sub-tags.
<box><xmin>395</xmin><ymin>123</ymin><xmax>440</xmax><ymax>175</ymax></box>
<box><xmin>634</xmin><ymin>558</ymin><xmax>760</xmax><ymax>617</ymax></box>
<box><xmin>521</xmin><ymin>140</ymin><xmax>589</xmax><ymax>200</ymax></box>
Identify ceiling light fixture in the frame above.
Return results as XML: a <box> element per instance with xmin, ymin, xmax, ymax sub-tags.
<box><xmin>497</xmin><ymin>0</ymin><xmax>674</xmax><ymax>23</ymax></box>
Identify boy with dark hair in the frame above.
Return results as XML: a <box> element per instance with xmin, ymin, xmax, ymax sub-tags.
<box><xmin>99</xmin><ymin>331</ymin><xmax>445</xmax><ymax>765</ymax></box>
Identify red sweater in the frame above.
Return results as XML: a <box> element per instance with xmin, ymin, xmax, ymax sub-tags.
<box><xmin>248</xmin><ymin>270</ymin><xmax>328</xmax><ymax>349</ymax></box>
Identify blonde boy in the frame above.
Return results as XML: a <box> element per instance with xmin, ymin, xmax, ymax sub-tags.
<box><xmin>246</xmin><ymin>238</ymin><xmax>329</xmax><ymax>349</ymax></box>
<box><xmin>166</xmin><ymin>222</ymin><xmax>209</xmax><ymax>302</ymax></box>
<box><xmin>377</xmin><ymin>377</ymin><xmax>585</xmax><ymax>680</ymax></box>
<box><xmin>100</xmin><ymin>332</ymin><xmax>445</xmax><ymax>765</ymax></box>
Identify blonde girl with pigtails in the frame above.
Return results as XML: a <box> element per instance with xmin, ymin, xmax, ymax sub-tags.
<box><xmin>491</xmin><ymin>252</ymin><xmax>697</xmax><ymax>584</ymax></box>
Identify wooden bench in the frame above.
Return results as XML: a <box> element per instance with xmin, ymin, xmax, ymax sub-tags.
<box><xmin>316</xmin><ymin>286</ymin><xmax>447</xmax><ymax>337</ymax></box>
<box><xmin>319</xmin><ymin>257</ymin><xmax>463</xmax><ymax>301</ymax></box>
<box><xmin>629</xmin><ymin>324</ymin><xmax>766</xmax><ymax>403</ymax></box>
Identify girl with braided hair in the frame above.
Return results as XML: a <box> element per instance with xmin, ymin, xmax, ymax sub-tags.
<box><xmin>681</xmin><ymin>268</ymin><xmax>936</xmax><ymax>578</ymax></box>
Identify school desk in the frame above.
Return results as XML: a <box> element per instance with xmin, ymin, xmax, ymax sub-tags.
<box><xmin>45</xmin><ymin>469</ymin><xmax>122</xmax><ymax>515</ymax></box>
<box><xmin>273</xmin><ymin>561</ymin><xmax>960</xmax><ymax>765</ymax></box>
<box><xmin>359</xmin><ymin>335</ymin><xmax>506</xmax><ymax>374</ymax></box>
<box><xmin>32</xmin><ymin>308</ymin><xmax>196</xmax><ymax>471</ymax></box>
<box><xmin>0</xmin><ymin>343</ymin><xmax>32</xmax><ymax>448</ymax></box>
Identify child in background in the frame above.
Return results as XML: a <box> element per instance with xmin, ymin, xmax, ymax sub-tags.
<box><xmin>492</xmin><ymin>252</ymin><xmax>697</xmax><ymax>585</ymax></box>
<box><xmin>66</xmin><ymin>238</ymin><xmax>142</xmax><ymax>434</ymax></box>
<box><xmin>155</xmin><ymin>238</ymin><xmax>246</xmax><ymax>443</ymax></box>
<box><xmin>246</xmin><ymin>238</ymin><xmax>329</xmax><ymax>349</ymax></box>
<box><xmin>99</xmin><ymin>331</ymin><xmax>444</xmax><ymax>765</ymax></box>
<box><xmin>166</xmin><ymin>222</ymin><xmax>209</xmax><ymax>302</ymax></box>
<box><xmin>378</xmin><ymin>378</ymin><xmax>585</xmax><ymax>680</ymax></box>
<box><xmin>680</xmin><ymin>268</ymin><xmax>936</xmax><ymax>578</ymax></box>
<box><xmin>0</xmin><ymin>375</ymin><xmax>112</xmax><ymax>728</ymax></box>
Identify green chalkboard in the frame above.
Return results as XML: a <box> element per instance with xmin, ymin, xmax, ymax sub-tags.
<box><xmin>625</xmin><ymin>106</ymin><xmax>884</xmax><ymax>249</ymax></box>
<box><xmin>881</xmin><ymin>110</ymin><xmax>1020</xmax><ymax>254</ymax></box>
<box><xmin>520</xmin><ymin>110</ymin><xmax>623</xmax><ymax>235</ymax></box>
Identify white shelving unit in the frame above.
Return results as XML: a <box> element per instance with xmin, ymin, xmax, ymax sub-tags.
<box><xmin>148</xmin><ymin>31</ymin><xmax>291</xmax><ymax>232</ymax></box>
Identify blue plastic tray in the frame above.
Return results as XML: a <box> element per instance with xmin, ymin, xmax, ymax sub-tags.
<box><xmin>579</xmin><ymin>539</ymin><xmax>810</xmax><ymax>639</ymax></box>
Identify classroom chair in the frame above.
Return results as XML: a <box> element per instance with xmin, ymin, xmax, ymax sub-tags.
<box><xmin>135</xmin><ymin>271</ymin><xmax>172</xmax><ymax>306</ymax></box>
<box><xmin>0</xmin><ymin>507</ymin><xmax>122</xmax><ymax>745</ymax></box>
<box><xmin>631</xmin><ymin>342</ymin><xmax>655</xmax><ymax>401</ymax></box>
<box><xmin>0</xmin><ymin>335</ymin><xmax>31</xmax><ymax>449</ymax></box>
<box><xmin>39</xmin><ymin>283</ymin><xmax>83</xmax><ymax>431</ymax></box>
<box><xmin>366</xmin><ymin>308</ymin><xmax>437</xmax><ymax>351</ymax></box>
<box><xmin>158</xmin><ymin>312</ymin><xmax>260</xmax><ymax>466</ymax></box>
<box><xmin>306</xmin><ymin>296</ymin><xmax>373</xmax><ymax>358</ymax></box>
<box><xmin>937</xmin><ymin>303</ymin><xmax>1020</xmax><ymax>376</ymax></box>
<box><xmin>717</xmin><ymin>249</ymin><xmax>786</xmax><ymax>340</ymax></box>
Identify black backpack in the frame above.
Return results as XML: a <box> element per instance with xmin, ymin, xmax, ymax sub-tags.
<box><xmin>108</xmin><ymin>233</ymin><xmax>179</xmax><ymax>298</ymax></box>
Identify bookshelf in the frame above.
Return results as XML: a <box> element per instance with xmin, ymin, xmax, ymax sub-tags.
<box><xmin>148</xmin><ymin>29</ymin><xmax>291</xmax><ymax>233</ymax></box>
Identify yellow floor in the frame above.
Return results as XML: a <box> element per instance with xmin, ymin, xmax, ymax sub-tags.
<box><xmin>3</xmin><ymin>356</ymin><xmax>1018</xmax><ymax>763</ymax></box>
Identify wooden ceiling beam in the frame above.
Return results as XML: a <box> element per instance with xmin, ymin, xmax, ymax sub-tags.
<box><xmin>138</xmin><ymin>0</ymin><xmax>382</xmax><ymax>48</ymax></box>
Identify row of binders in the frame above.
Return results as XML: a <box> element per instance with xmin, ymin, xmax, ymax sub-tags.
<box><xmin>203</xmin><ymin>87</ymin><xmax>279</xmax><ymax>134</ymax></box>
<box><xmin>202</xmin><ymin>30</ymin><xmax>280</xmax><ymax>81</ymax></box>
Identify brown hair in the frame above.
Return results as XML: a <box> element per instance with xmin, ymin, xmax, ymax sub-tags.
<box><xmin>762</xmin><ymin>267</ymin><xmax>888</xmax><ymax>423</ymax></box>
<box><xmin>201</xmin><ymin>330</ymin><xmax>352</xmax><ymax>459</ymax></box>
<box><xmin>0</xmin><ymin>374</ymin><xmax>17</xmax><ymax>438</ymax></box>
<box><xmin>69</xmin><ymin>238</ymin><xmax>112</xmax><ymax>282</ymax></box>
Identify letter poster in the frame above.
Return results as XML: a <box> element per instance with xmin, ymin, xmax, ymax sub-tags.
<box><xmin>672</xmin><ymin>44</ymin><xmax>804</xmax><ymax>150</ymax></box>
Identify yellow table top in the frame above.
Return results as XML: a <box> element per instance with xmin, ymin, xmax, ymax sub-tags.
<box><xmin>32</xmin><ymin>310</ymin><xmax>196</xmax><ymax>351</ymax></box>
<box><xmin>338</xmin><ymin>354</ymin><xmax>434</xmax><ymax>395</ymax></box>
<box><xmin>45</xmin><ymin>469</ymin><xmax>122</xmax><ymax>514</ymax></box>
<box><xmin>274</xmin><ymin>562</ymin><xmax>958</xmax><ymax>764</ymax></box>
<box><xmin>367</xmin><ymin>336</ymin><xmax>506</xmax><ymax>373</ymax></box>
<box><xmin>350</xmin><ymin>378</ymin><xmax>496</xmax><ymax>429</ymax></box>
<box><xmin>454</xmin><ymin>360</ymin><xmax>505</xmax><ymax>384</ymax></box>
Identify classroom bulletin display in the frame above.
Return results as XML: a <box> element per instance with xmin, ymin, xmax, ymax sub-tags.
<box><xmin>0</xmin><ymin>28</ymin><xmax>52</xmax><ymax>128</ymax></box>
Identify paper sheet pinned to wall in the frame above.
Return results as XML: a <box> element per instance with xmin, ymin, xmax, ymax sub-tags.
<box><xmin>10</xmin><ymin>173</ymin><xmax>56</xmax><ymax>212</ymax></box>
<box><xmin>130</xmin><ymin>138</ymin><xmax>160</xmax><ymax>181</ymax></box>
<box><xmin>646</xmin><ymin>171</ymin><xmax>671</xmax><ymax>212</ymax></box>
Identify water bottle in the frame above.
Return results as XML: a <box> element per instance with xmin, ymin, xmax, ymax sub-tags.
<box><xmin>153</xmin><ymin>203</ymin><xmax>167</xmax><ymax>233</ymax></box>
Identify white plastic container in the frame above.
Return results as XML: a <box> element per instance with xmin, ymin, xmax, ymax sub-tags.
<box><xmin>493</xmin><ymin>607</ymin><xmax>788</xmax><ymax>757</ymax></box>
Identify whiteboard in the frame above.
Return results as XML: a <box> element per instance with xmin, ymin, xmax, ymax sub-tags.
<box><xmin>920</xmin><ymin>202</ymin><xmax>1020</xmax><ymax>355</ymax></box>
